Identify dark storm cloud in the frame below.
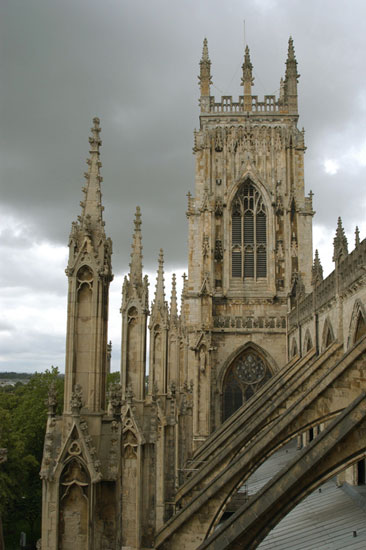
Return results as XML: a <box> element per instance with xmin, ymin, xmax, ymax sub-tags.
<box><xmin>2</xmin><ymin>0</ymin><xmax>366</xmax><ymax>371</ymax></box>
<box><xmin>2</xmin><ymin>0</ymin><xmax>366</xmax><ymax>270</ymax></box>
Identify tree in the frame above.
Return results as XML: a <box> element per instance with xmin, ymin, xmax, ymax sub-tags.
<box><xmin>0</xmin><ymin>367</ymin><xmax>63</xmax><ymax>548</ymax></box>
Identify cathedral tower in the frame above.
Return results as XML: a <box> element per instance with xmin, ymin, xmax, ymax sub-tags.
<box><xmin>184</xmin><ymin>38</ymin><xmax>313</xmax><ymax>444</ymax></box>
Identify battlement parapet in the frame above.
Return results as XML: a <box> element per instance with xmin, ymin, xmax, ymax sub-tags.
<box><xmin>208</xmin><ymin>95</ymin><xmax>281</xmax><ymax>114</ymax></box>
<box><xmin>288</xmin><ymin>239</ymin><xmax>366</xmax><ymax>331</ymax></box>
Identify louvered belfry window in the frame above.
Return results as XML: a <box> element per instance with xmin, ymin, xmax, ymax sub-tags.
<box><xmin>231</xmin><ymin>182</ymin><xmax>267</xmax><ymax>279</ymax></box>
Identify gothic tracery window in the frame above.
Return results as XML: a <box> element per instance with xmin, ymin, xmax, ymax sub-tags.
<box><xmin>231</xmin><ymin>181</ymin><xmax>267</xmax><ymax>279</ymax></box>
<box><xmin>222</xmin><ymin>350</ymin><xmax>272</xmax><ymax>421</ymax></box>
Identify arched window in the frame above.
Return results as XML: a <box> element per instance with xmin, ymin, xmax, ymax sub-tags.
<box><xmin>355</xmin><ymin>313</ymin><xmax>366</xmax><ymax>343</ymax></box>
<box><xmin>304</xmin><ymin>330</ymin><xmax>313</xmax><ymax>353</ymax></box>
<box><xmin>59</xmin><ymin>459</ymin><xmax>90</xmax><ymax>549</ymax></box>
<box><xmin>291</xmin><ymin>338</ymin><xmax>298</xmax><ymax>358</ymax></box>
<box><xmin>222</xmin><ymin>350</ymin><xmax>272</xmax><ymax>421</ymax></box>
<box><xmin>322</xmin><ymin>319</ymin><xmax>335</xmax><ymax>350</ymax></box>
<box><xmin>231</xmin><ymin>181</ymin><xmax>267</xmax><ymax>279</ymax></box>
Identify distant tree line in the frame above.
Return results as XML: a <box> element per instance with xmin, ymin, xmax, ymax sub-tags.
<box><xmin>0</xmin><ymin>373</ymin><xmax>33</xmax><ymax>380</ymax></box>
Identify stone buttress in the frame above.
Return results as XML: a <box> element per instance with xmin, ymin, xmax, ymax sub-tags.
<box><xmin>40</xmin><ymin>119</ymin><xmax>121</xmax><ymax>550</ymax></box>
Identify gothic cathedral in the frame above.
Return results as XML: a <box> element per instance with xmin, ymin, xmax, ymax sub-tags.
<box><xmin>41</xmin><ymin>38</ymin><xmax>322</xmax><ymax>549</ymax></box>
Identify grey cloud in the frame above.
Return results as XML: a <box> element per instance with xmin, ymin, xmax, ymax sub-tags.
<box><xmin>2</xmin><ymin>0</ymin><xmax>366</xmax><ymax>370</ymax></box>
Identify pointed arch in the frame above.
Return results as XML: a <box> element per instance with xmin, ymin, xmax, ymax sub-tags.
<box><xmin>349</xmin><ymin>299</ymin><xmax>366</xmax><ymax>347</ymax></box>
<box><xmin>59</xmin><ymin>457</ymin><xmax>90</xmax><ymax>550</ymax></box>
<box><xmin>322</xmin><ymin>317</ymin><xmax>335</xmax><ymax>350</ymax></box>
<box><xmin>291</xmin><ymin>337</ymin><xmax>298</xmax><ymax>358</ymax></box>
<box><xmin>303</xmin><ymin>329</ymin><xmax>313</xmax><ymax>354</ymax></box>
<box><xmin>221</xmin><ymin>345</ymin><xmax>273</xmax><ymax>422</ymax></box>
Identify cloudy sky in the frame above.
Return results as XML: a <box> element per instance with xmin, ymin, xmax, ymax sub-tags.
<box><xmin>1</xmin><ymin>0</ymin><xmax>366</xmax><ymax>373</ymax></box>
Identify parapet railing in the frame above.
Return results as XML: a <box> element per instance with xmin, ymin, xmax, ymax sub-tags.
<box><xmin>209</xmin><ymin>95</ymin><xmax>280</xmax><ymax>113</ymax></box>
<box><xmin>288</xmin><ymin>239</ymin><xmax>366</xmax><ymax>331</ymax></box>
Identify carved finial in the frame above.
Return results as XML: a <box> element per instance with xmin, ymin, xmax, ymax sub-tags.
<box><xmin>153</xmin><ymin>249</ymin><xmax>166</xmax><ymax>307</ymax></box>
<box><xmin>287</xmin><ymin>36</ymin><xmax>296</xmax><ymax>61</ymax></box>
<box><xmin>284</xmin><ymin>37</ymin><xmax>299</xmax><ymax>113</ymax></box>
<box><xmin>81</xmin><ymin>117</ymin><xmax>104</xmax><ymax>227</ymax></box>
<box><xmin>199</xmin><ymin>37</ymin><xmax>212</xmax><ymax>108</ymax></box>
<box><xmin>355</xmin><ymin>226</ymin><xmax>360</xmax><ymax>248</ymax></box>
<box><xmin>242</xmin><ymin>45</ymin><xmax>254</xmax><ymax>111</ymax></box>
<box><xmin>279</xmin><ymin>76</ymin><xmax>285</xmax><ymax>102</ymax></box>
<box><xmin>186</xmin><ymin>191</ymin><xmax>194</xmax><ymax>217</ymax></box>
<box><xmin>126</xmin><ymin>385</ymin><xmax>134</xmax><ymax>403</ymax></box>
<box><xmin>107</xmin><ymin>383</ymin><xmax>122</xmax><ymax>416</ymax></box>
<box><xmin>129</xmin><ymin>206</ymin><xmax>143</xmax><ymax>285</ymax></box>
<box><xmin>45</xmin><ymin>381</ymin><xmax>58</xmax><ymax>416</ymax></box>
<box><xmin>201</xmin><ymin>37</ymin><xmax>209</xmax><ymax>62</ymax></box>
<box><xmin>170</xmin><ymin>273</ymin><xmax>178</xmax><ymax>322</ymax></box>
<box><xmin>70</xmin><ymin>384</ymin><xmax>83</xmax><ymax>414</ymax></box>
<box><xmin>241</xmin><ymin>45</ymin><xmax>254</xmax><ymax>96</ymax></box>
<box><xmin>182</xmin><ymin>272</ymin><xmax>187</xmax><ymax>292</ymax></box>
<box><xmin>311</xmin><ymin>249</ymin><xmax>323</xmax><ymax>287</ymax></box>
<box><xmin>167</xmin><ymin>381</ymin><xmax>177</xmax><ymax>399</ymax></box>
<box><xmin>333</xmin><ymin>216</ymin><xmax>348</xmax><ymax>263</ymax></box>
<box><xmin>134</xmin><ymin>205</ymin><xmax>142</xmax><ymax>231</ymax></box>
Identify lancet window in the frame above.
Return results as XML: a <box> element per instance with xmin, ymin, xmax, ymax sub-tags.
<box><xmin>231</xmin><ymin>181</ymin><xmax>267</xmax><ymax>279</ymax></box>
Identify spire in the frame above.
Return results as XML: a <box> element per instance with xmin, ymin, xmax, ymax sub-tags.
<box><xmin>333</xmin><ymin>216</ymin><xmax>348</xmax><ymax>263</ymax></box>
<box><xmin>284</xmin><ymin>36</ymin><xmax>299</xmax><ymax>114</ymax></box>
<box><xmin>199</xmin><ymin>38</ymin><xmax>212</xmax><ymax>112</ymax></box>
<box><xmin>202</xmin><ymin>37</ymin><xmax>209</xmax><ymax>62</ymax></box>
<box><xmin>129</xmin><ymin>206</ymin><xmax>143</xmax><ymax>285</ymax></box>
<box><xmin>170</xmin><ymin>273</ymin><xmax>178</xmax><ymax>321</ymax></box>
<box><xmin>67</xmin><ymin>116</ymin><xmax>112</xmax><ymax>280</ymax></box>
<box><xmin>311</xmin><ymin>249</ymin><xmax>323</xmax><ymax>287</ymax></box>
<box><xmin>241</xmin><ymin>45</ymin><xmax>254</xmax><ymax>111</ymax></box>
<box><xmin>80</xmin><ymin>117</ymin><xmax>104</xmax><ymax>231</ymax></box>
<box><xmin>153</xmin><ymin>249</ymin><xmax>166</xmax><ymax>307</ymax></box>
<box><xmin>287</xmin><ymin>36</ymin><xmax>296</xmax><ymax>63</ymax></box>
<box><xmin>355</xmin><ymin>226</ymin><xmax>360</xmax><ymax>248</ymax></box>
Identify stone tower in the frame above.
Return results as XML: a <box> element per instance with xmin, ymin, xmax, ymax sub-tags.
<box><xmin>184</xmin><ymin>37</ymin><xmax>313</xmax><ymax>446</ymax></box>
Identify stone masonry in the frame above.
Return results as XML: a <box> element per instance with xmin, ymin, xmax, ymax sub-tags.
<box><xmin>41</xmin><ymin>38</ymin><xmax>366</xmax><ymax>549</ymax></box>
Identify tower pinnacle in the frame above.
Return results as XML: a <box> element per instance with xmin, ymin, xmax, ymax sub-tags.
<box><xmin>199</xmin><ymin>38</ymin><xmax>212</xmax><ymax>111</ymax></box>
<box><xmin>202</xmin><ymin>37</ymin><xmax>209</xmax><ymax>62</ymax></box>
<box><xmin>355</xmin><ymin>226</ymin><xmax>360</xmax><ymax>247</ymax></box>
<box><xmin>241</xmin><ymin>45</ymin><xmax>254</xmax><ymax>111</ymax></box>
<box><xmin>80</xmin><ymin>117</ymin><xmax>104</xmax><ymax>231</ymax></box>
<box><xmin>311</xmin><ymin>249</ymin><xmax>323</xmax><ymax>287</ymax></box>
<box><xmin>153</xmin><ymin>248</ymin><xmax>166</xmax><ymax>307</ymax></box>
<box><xmin>284</xmin><ymin>36</ymin><xmax>299</xmax><ymax>114</ymax></box>
<box><xmin>129</xmin><ymin>206</ymin><xmax>143</xmax><ymax>285</ymax></box>
<box><xmin>170</xmin><ymin>273</ymin><xmax>178</xmax><ymax>322</ymax></box>
<box><xmin>333</xmin><ymin>216</ymin><xmax>348</xmax><ymax>263</ymax></box>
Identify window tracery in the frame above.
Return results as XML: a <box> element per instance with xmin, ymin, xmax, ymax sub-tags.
<box><xmin>222</xmin><ymin>350</ymin><xmax>272</xmax><ymax>421</ymax></box>
<box><xmin>231</xmin><ymin>181</ymin><xmax>267</xmax><ymax>279</ymax></box>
